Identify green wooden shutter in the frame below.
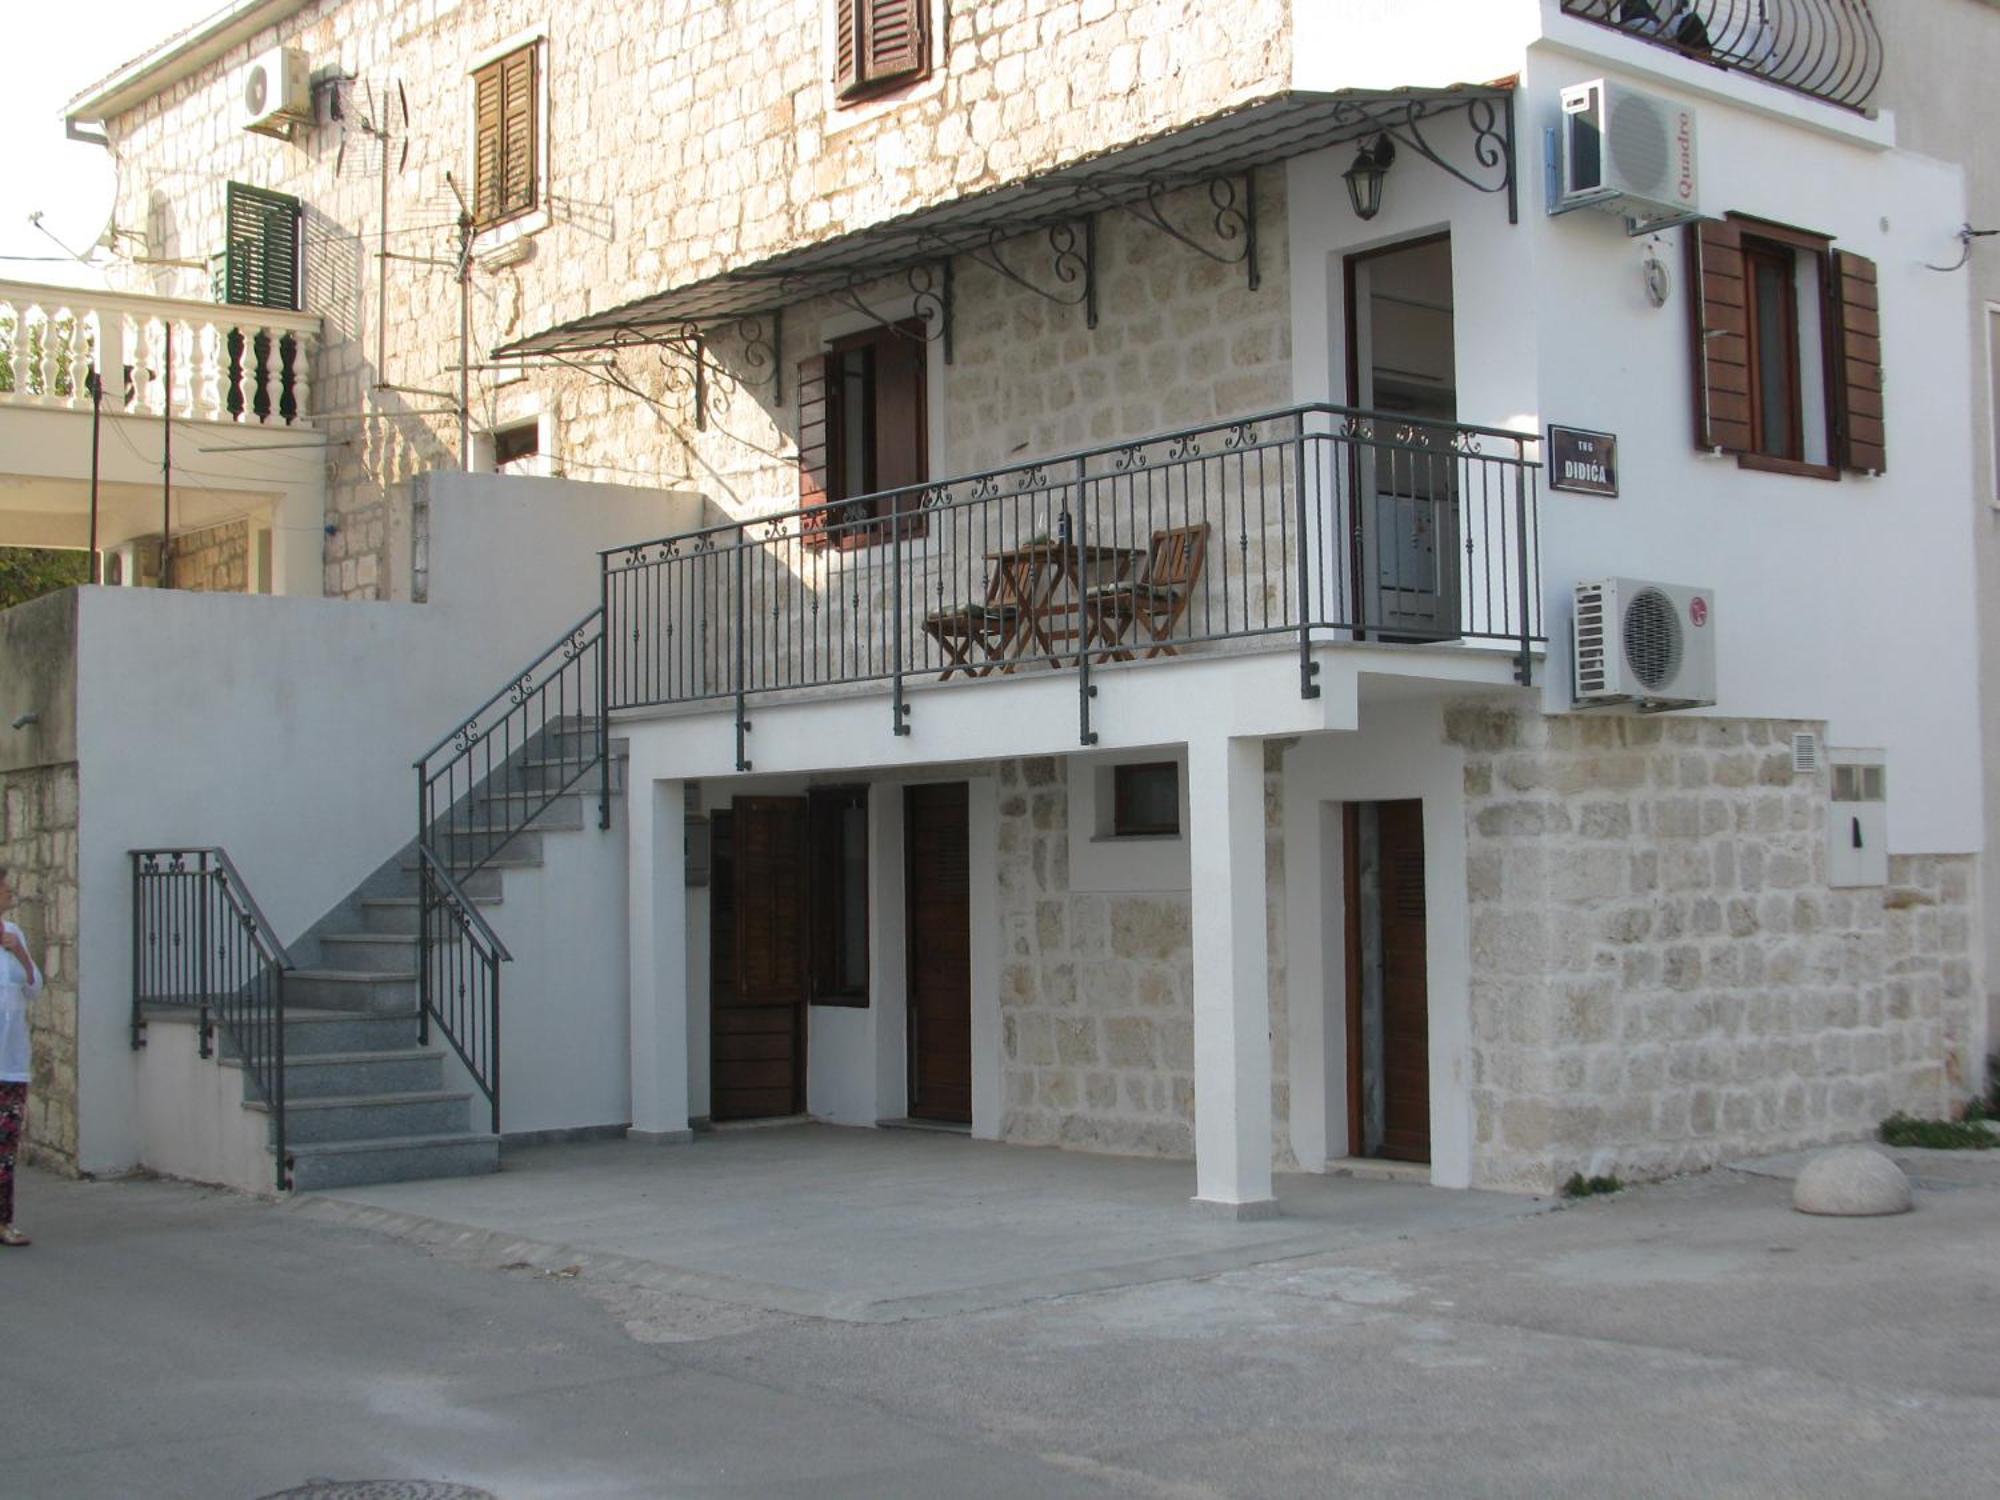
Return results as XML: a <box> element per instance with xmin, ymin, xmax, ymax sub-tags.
<box><xmin>222</xmin><ymin>183</ymin><xmax>303</xmax><ymax>311</ymax></box>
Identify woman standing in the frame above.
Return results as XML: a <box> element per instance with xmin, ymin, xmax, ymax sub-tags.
<box><xmin>0</xmin><ymin>866</ymin><xmax>42</xmax><ymax>1247</ymax></box>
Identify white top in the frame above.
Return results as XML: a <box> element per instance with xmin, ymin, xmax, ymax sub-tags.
<box><xmin>0</xmin><ymin>920</ymin><xmax>43</xmax><ymax>1084</ymax></box>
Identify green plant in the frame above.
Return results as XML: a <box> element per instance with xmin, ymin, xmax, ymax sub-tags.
<box><xmin>1878</xmin><ymin>1112</ymin><xmax>1995</xmax><ymax>1151</ymax></box>
<box><xmin>1561</xmin><ymin>1172</ymin><xmax>1624</xmax><ymax>1199</ymax></box>
<box><xmin>0</xmin><ymin>547</ymin><xmax>90</xmax><ymax>611</ymax></box>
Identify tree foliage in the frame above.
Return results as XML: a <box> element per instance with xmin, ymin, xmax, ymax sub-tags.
<box><xmin>0</xmin><ymin>548</ymin><xmax>91</xmax><ymax>612</ymax></box>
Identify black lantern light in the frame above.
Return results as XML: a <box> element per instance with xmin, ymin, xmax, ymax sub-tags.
<box><xmin>1343</xmin><ymin>135</ymin><xmax>1397</xmax><ymax>222</ymax></box>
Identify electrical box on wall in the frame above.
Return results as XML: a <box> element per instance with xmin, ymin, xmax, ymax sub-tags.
<box><xmin>1827</xmin><ymin>751</ymin><xmax>1887</xmax><ymax>889</ymax></box>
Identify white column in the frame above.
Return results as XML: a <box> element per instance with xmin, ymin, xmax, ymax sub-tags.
<box><xmin>1187</xmin><ymin>734</ymin><xmax>1277</xmax><ymax>1217</ymax></box>
<box><xmin>628</xmin><ymin>776</ymin><xmax>692</xmax><ymax>1142</ymax></box>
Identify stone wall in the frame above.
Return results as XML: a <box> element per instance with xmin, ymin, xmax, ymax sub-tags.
<box><xmin>103</xmin><ymin>0</ymin><xmax>1293</xmax><ymax>598</ymax></box>
<box><xmin>1449</xmin><ymin>705</ymin><xmax>1979</xmax><ymax>1192</ymax></box>
<box><xmin>167</xmin><ymin>519</ymin><xmax>250</xmax><ymax>594</ymax></box>
<box><xmin>0</xmin><ymin>764</ymin><xmax>80</xmax><ymax>1173</ymax></box>
<box><xmin>994</xmin><ymin>749</ymin><xmax>1293</xmax><ymax>1165</ymax></box>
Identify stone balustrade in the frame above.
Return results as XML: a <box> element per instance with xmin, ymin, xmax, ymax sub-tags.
<box><xmin>0</xmin><ymin>279</ymin><xmax>319</xmax><ymax>427</ymax></box>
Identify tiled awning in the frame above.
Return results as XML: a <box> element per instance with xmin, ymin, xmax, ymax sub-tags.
<box><xmin>497</xmin><ymin>84</ymin><xmax>1515</xmax><ymax>358</ymax></box>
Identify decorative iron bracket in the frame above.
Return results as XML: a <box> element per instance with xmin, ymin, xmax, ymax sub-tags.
<box><xmin>951</xmin><ymin>220</ymin><xmax>1097</xmax><ymax>329</ymax></box>
<box><xmin>1103</xmin><ymin>169</ymin><xmax>1260</xmax><ymax>290</ymax></box>
<box><xmin>644</xmin><ymin>312</ymin><xmax>785</xmax><ymax>429</ymax></box>
<box><xmin>1347</xmin><ymin>92</ymin><xmax>1517</xmax><ymax>225</ymax></box>
<box><xmin>823</xmin><ymin>260</ymin><xmax>956</xmax><ymax>363</ymax></box>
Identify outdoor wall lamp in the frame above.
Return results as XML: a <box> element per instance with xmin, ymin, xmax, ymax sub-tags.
<box><xmin>1344</xmin><ymin>135</ymin><xmax>1397</xmax><ymax>222</ymax></box>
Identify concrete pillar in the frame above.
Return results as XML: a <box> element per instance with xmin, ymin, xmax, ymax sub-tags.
<box><xmin>1186</xmin><ymin>734</ymin><xmax>1277</xmax><ymax>1217</ymax></box>
<box><xmin>627</xmin><ymin>777</ymin><xmax>691</xmax><ymax>1142</ymax></box>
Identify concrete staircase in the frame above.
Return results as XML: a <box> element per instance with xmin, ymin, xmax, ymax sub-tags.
<box><xmin>214</xmin><ymin>721</ymin><xmax>620</xmax><ymax>1191</ymax></box>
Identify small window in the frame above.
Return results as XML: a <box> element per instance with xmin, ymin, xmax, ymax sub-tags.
<box><xmin>834</xmin><ymin>0</ymin><xmax>929</xmax><ymax>101</ymax></box>
<box><xmin>1113</xmin><ymin>763</ymin><xmax>1180</xmax><ymax>838</ymax></box>
<box><xmin>1689</xmin><ymin>215</ymin><xmax>1883</xmax><ymax>478</ymax></box>
<box><xmin>809</xmin><ymin>786</ymin><xmax>870</xmax><ymax>1005</ymax></box>
<box><xmin>220</xmin><ymin>182</ymin><xmax>302</xmax><ymax>312</ymax></box>
<box><xmin>473</xmin><ymin>45</ymin><xmax>538</xmax><ymax>228</ymax></box>
<box><xmin>493</xmin><ymin>422</ymin><xmax>539</xmax><ymax>470</ymax></box>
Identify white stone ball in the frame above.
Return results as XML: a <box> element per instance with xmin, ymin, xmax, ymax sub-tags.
<box><xmin>1792</xmin><ymin>1145</ymin><xmax>1913</xmax><ymax>1217</ymax></box>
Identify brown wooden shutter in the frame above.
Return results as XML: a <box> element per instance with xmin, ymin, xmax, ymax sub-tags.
<box><xmin>873</xmin><ymin>328</ymin><xmax>927</xmax><ymax>512</ymax></box>
<box><xmin>798</xmin><ymin>354</ymin><xmax>832</xmax><ymax>548</ymax></box>
<box><xmin>473</xmin><ymin>61</ymin><xmax>504</xmax><ymax>225</ymax></box>
<box><xmin>501</xmin><ymin>47</ymin><xmax>537</xmax><ymax>217</ymax></box>
<box><xmin>1687</xmin><ymin>219</ymin><xmax>1752</xmax><ymax>455</ymax></box>
<box><xmin>834</xmin><ymin>0</ymin><xmax>859</xmax><ymax>93</ymax></box>
<box><xmin>1830</xmin><ymin>250</ymin><xmax>1885</xmax><ymax>474</ymax></box>
<box><xmin>863</xmin><ymin>0</ymin><xmax>925</xmax><ymax>83</ymax></box>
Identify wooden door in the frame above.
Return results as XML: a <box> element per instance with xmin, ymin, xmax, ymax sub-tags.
<box><xmin>905</xmin><ymin>782</ymin><xmax>972</xmax><ymax>1123</ymax></box>
<box><xmin>711</xmin><ymin>798</ymin><xmax>808</xmax><ymax>1121</ymax></box>
<box><xmin>1375</xmin><ymin>800</ymin><xmax>1431</xmax><ymax>1162</ymax></box>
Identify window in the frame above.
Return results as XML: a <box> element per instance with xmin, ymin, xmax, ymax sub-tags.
<box><xmin>797</xmin><ymin>321</ymin><xmax>928</xmax><ymax>547</ymax></box>
<box><xmin>1689</xmin><ymin>215</ymin><xmax>1884</xmax><ymax>478</ymax></box>
<box><xmin>493</xmin><ymin>422</ymin><xmax>539</xmax><ymax>469</ymax></box>
<box><xmin>1112</xmin><ymin>763</ymin><xmax>1180</xmax><ymax>838</ymax></box>
<box><xmin>808</xmin><ymin>787</ymin><xmax>870</xmax><ymax>1005</ymax></box>
<box><xmin>219</xmin><ymin>182</ymin><xmax>302</xmax><ymax>311</ymax></box>
<box><xmin>473</xmin><ymin>45</ymin><xmax>538</xmax><ymax>228</ymax></box>
<box><xmin>834</xmin><ymin>0</ymin><xmax>929</xmax><ymax>101</ymax></box>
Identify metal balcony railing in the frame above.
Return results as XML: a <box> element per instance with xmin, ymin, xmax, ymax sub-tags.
<box><xmin>1560</xmin><ymin>0</ymin><xmax>1882</xmax><ymax>112</ymax></box>
<box><xmin>601</xmin><ymin>404</ymin><xmax>1543</xmax><ymax>754</ymax></box>
<box><xmin>0</xmin><ymin>279</ymin><xmax>320</xmax><ymax>425</ymax></box>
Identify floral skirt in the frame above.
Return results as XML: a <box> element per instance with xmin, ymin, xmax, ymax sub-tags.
<box><xmin>0</xmin><ymin>1081</ymin><xmax>24</xmax><ymax>1225</ymax></box>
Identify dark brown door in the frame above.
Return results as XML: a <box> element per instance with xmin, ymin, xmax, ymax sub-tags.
<box><xmin>1376</xmin><ymin>800</ymin><xmax>1431</xmax><ymax>1162</ymax></box>
<box><xmin>1345</xmin><ymin>800</ymin><xmax>1431</xmax><ymax>1164</ymax></box>
<box><xmin>711</xmin><ymin>798</ymin><xmax>808</xmax><ymax>1121</ymax></box>
<box><xmin>905</xmin><ymin>782</ymin><xmax>971</xmax><ymax>1123</ymax></box>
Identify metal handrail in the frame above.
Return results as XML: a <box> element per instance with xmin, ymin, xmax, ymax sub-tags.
<box><xmin>601</xmin><ymin>403</ymin><xmax>1545</xmax><ymax>746</ymax></box>
<box><xmin>1558</xmin><ymin>0</ymin><xmax>1883</xmax><ymax>113</ymax></box>
<box><xmin>130</xmin><ymin>847</ymin><xmax>293</xmax><ymax>1191</ymax></box>
<box><xmin>602</xmin><ymin>401</ymin><xmax>1540</xmax><ymax>557</ymax></box>
<box><xmin>414</xmin><ymin>842</ymin><xmax>508</xmax><ymax>1133</ymax></box>
<box><xmin>415</xmin><ymin>842</ymin><xmax>513</xmax><ymax>961</ymax></box>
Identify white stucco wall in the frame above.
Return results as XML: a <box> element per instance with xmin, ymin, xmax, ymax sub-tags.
<box><xmin>72</xmin><ymin>474</ymin><xmax>698</xmax><ymax>1173</ymax></box>
<box><xmin>134</xmin><ymin>1014</ymin><xmax>277</xmax><ymax>1195</ymax></box>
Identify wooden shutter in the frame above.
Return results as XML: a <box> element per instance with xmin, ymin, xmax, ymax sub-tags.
<box><xmin>1830</xmin><ymin>250</ymin><xmax>1885</xmax><ymax>474</ymax></box>
<box><xmin>222</xmin><ymin>183</ymin><xmax>302</xmax><ymax>311</ymax></box>
<box><xmin>873</xmin><ymin>326</ymin><xmax>927</xmax><ymax>516</ymax></box>
<box><xmin>1686</xmin><ymin>219</ymin><xmax>1751</xmax><ymax>455</ymax></box>
<box><xmin>834</xmin><ymin>0</ymin><xmax>859</xmax><ymax>93</ymax></box>
<box><xmin>473</xmin><ymin>61</ymin><xmax>504</xmax><ymax>225</ymax></box>
<box><xmin>501</xmin><ymin>47</ymin><xmax>537</xmax><ymax>218</ymax></box>
<box><xmin>798</xmin><ymin>354</ymin><xmax>832</xmax><ymax>548</ymax></box>
<box><xmin>863</xmin><ymin>0</ymin><xmax>925</xmax><ymax>83</ymax></box>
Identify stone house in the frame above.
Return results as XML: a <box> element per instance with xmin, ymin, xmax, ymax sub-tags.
<box><xmin>1</xmin><ymin>0</ymin><xmax>1987</xmax><ymax>1205</ymax></box>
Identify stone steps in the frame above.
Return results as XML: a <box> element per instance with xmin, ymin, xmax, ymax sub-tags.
<box><xmin>287</xmin><ymin>1132</ymin><xmax>500</xmax><ymax>1191</ymax></box>
<box><xmin>249</xmin><ymin>1088</ymin><xmax>475</xmax><ymax>1145</ymax></box>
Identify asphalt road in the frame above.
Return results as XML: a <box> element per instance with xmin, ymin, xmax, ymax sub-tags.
<box><xmin>7</xmin><ymin>1157</ymin><xmax>1999</xmax><ymax>1499</ymax></box>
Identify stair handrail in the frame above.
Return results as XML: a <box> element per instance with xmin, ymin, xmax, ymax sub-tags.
<box><xmin>130</xmin><ymin>846</ymin><xmax>293</xmax><ymax>1191</ymax></box>
<box><xmin>412</xmin><ymin>607</ymin><xmax>610</xmax><ymax>1135</ymax></box>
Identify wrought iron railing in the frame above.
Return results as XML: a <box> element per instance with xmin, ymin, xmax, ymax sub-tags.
<box><xmin>601</xmin><ymin>404</ymin><xmax>1541</xmax><ymax>755</ymax></box>
<box><xmin>412</xmin><ymin>609</ymin><xmax>608</xmax><ymax>1130</ymax></box>
<box><xmin>1559</xmin><ymin>0</ymin><xmax>1882</xmax><ymax>112</ymax></box>
<box><xmin>416</xmin><ymin>845</ymin><xmax>509</xmax><ymax>1134</ymax></box>
<box><xmin>131</xmin><ymin>848</ymin><xmax>293</xmax><ymax>1191</ymax></box>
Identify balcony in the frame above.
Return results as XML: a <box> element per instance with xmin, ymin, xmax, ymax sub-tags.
<box><xmin>601</xmin><ymin>405</ymin><xmax>1543</xmax><ymax>751</ymax></box>
<box><xmin>0</xmin><ymin>280</ymin><xmax>323</xmax><ymax>591</ymax></box>
<box><xmin>1558</xmin><ymin>0</ymin><xmax>1882</xmax><ymax>112</ymax></box>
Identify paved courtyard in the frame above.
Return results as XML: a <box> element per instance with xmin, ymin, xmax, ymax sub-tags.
<box><xmin>7</xmin><ymin>1133</ymin><xmax>2000</xmax><ymax>1498</ymax></box>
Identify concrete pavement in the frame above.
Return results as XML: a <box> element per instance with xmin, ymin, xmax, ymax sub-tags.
<box><xmin>6</xmin><ymin>1143</ymin><xmax>2000</xmax><ymax>1498</ymax></box>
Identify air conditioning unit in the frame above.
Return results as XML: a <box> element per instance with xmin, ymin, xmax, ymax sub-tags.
<box><xmin>1573</xmin><ymin>578</ymin><xmax>1717</xmax><ymax>711</ymax></box>
<box><xmin>1552</xmin><ymin>79</ymin><xmax>1699</xmax><ymax>236</ymax></box>
<box><xmin>237</xmin><ymin>47</ymin><xmax>312</xmax><ymax>138</ymax></box>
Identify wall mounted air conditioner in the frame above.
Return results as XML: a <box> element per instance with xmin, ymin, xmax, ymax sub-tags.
<box><xmin>1550</xmin><ymin>79</ymin><xmax>1699</xmax><ymax>236</ymax></box>
<box><xmin>1573</xmin><ymin>578</ymin><xmax>1717</xmax><ymax>711</ymax></box>
<box><xmin>237</xmin><ymin>47</ymin><xmax>312</xmax><ymax>138</ymax></box>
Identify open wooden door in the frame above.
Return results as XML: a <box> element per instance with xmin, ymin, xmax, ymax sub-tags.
<box><xmin>711</xmin><ymin>797</ymin><xmax>808</xmax><ymax>1121</ymax></box>
<box><xmin>905</xmin><ymin>782</ymin><xmax>972</xmax><ymax>1123</ymax></box>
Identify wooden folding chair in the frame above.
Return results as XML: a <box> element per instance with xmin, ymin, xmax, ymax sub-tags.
<box><xmin>922</xmin><ymin>565</ymin><xmax>1022</xmax><ymax>680</ymax></box>
<box><xmin>1085</xmin><ymin>522</ymin><xmax>1210</xmax><ymax>661</ymax></box>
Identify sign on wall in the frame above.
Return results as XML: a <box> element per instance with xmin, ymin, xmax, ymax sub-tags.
<box><xmin>1548</xmin><ymin>426</ymin><xmax>1619</xmax><ymax>497</ymax></box>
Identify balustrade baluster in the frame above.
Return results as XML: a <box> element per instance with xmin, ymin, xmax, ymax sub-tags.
<box><xmin>255</xmin><ymin>324</ymin><xmax>278</xmax><ymax>424</ymax></box>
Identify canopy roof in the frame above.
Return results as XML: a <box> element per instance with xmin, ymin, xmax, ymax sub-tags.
<box><xmin>498</xmin><ymin>84</ymin><xmax>1513</xmax><ymax>358</ymax></box>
